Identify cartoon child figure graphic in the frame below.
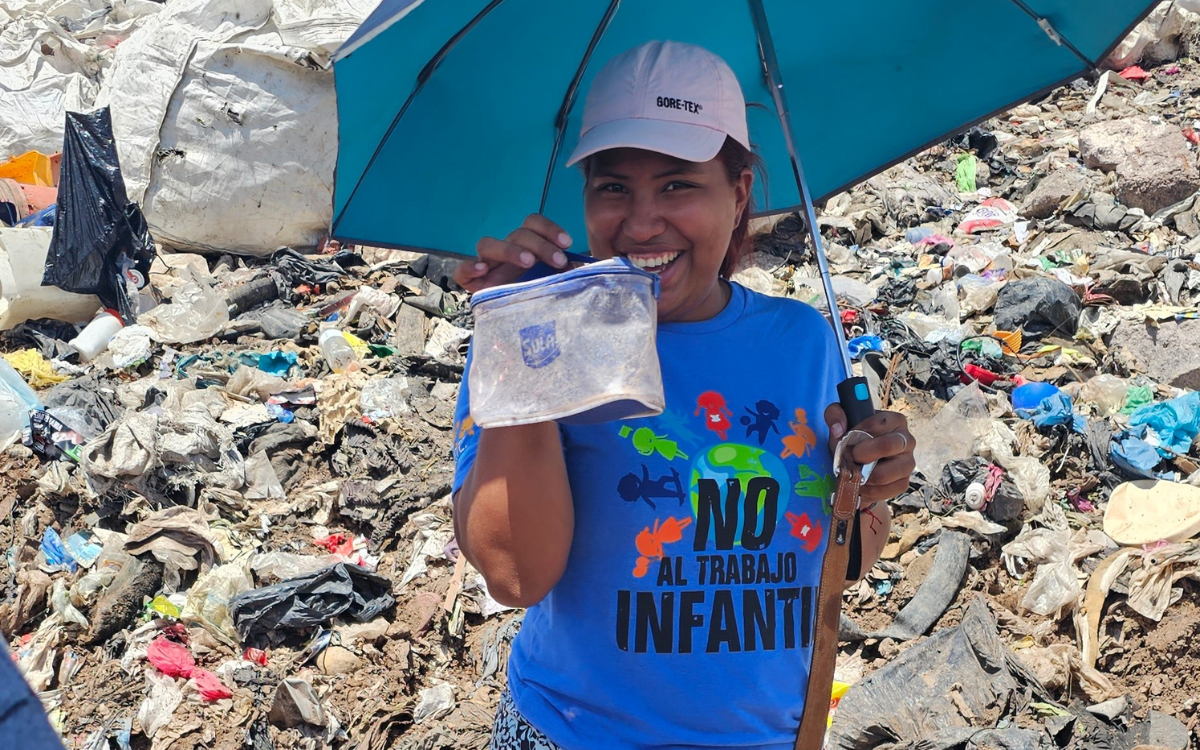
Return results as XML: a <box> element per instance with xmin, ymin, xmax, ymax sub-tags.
<box><xmin>619</xmin><ymin>426</ymin><xmax>689</xmax><ymax>461</ymax></box>
<box><xmin>616</xmin><ymin>466</ymin><xmax>686</xmax><ymax>509</ymax></box>
<box><xmin>695</xmin><ymin>391</ymin><xmax>733</xmax><ymax>441</ymax></box>
<box><xmin>780</xmin><ymin>408</ymin><xmax>818</xmax><ymax>459</ymax></box>
<box><xmin>740</xmin><ymin>399</ymin><xmax>781</xmax><ymax>446</ymax></box>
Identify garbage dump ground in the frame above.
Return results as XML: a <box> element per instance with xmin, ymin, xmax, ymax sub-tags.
<box><xmin>5</xmin><ymin>2</ymin><xmax>1200</xmax><ymax>749</ymax></box>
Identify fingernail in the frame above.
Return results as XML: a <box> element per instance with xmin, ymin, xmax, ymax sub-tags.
<box><xmin>557</xmin><ymin>232</ymin><xmax>572</xmax><ymax>248</ymax></box>
<box><xmin>831</xmin><ymin>423</ymin><xmax>845</xmax><ymax>440</ymax></box>
<box><xmin>552</xmin><ymin>251</ymin><xmax>568</xmax><ymax>267</ymax></box>
<box><xmin>519</xmin><ymin>251</ymin><xmax>535</xmax><ymax>267</ymax></box>
<box><xmin>474</xmin><ymin>262</ymin><xmax>487</xmax><ymax>272</ymax></box>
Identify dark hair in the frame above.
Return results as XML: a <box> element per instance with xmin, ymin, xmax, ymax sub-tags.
<box><xmin>715</xmin><ymin>136</ymin><xmax>763</xmax><ymax>278</ymax></box>
<box><xmin>579</xmin><ymin>136</ymin><xmax>764</xmax><ymax>278</ymax></box>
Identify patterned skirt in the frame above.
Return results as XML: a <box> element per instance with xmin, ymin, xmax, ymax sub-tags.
<box><xmin>489</xmin><ymin>689</ymin><xmax>563</xmax><ymax>750</ymax></box>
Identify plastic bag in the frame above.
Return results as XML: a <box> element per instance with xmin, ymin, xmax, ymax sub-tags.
<box><xmin>976</xmin><ymin>420</ymin><xmax>1051</xmax><ymax>512</ymax></box>
<box><xmin>958</xmin><ymin>275</ymin><xmax>1001</xmax><ymax>315</ymax></box>
<box><xmin>138</xmin><ymin>269</ymin><xmax>229</xmax><ymax>344</ymax></box>
<box><xmin>1080</xmin><ymin>374</ymin><xmax>1129</xmax><ymax>417</ymax></box>
<box><xmin>469</xmin><ymin>259</ymin><xmax>663</xmax><ymax>428</ymax></box>
<box><xmin>957</xmin><ymin>197</ymin><xmax>1016</xmax><ymax>233</ymax></box>
<box><xmin>1002</xmin><ymin>526</ymin><xmax>1079</xmax><ymax>617</ymax></box>
<box><xmin>137</xmin><ymin>671</ymin><xmax>182</xmax><ymax>740</ymax></box>
<box><xmin>249</xmin><ymin>551</ymin><xmax>343</xmax><ymax>581</ymax></box>
<box><xmin>360</xmin><ymin>377</ymin><xmax>410</xmax><ymax>420</ymax></box>
<box><xmin>42</xmin><ymin>108</ymin><xmax>155</xmax><ymax>324</ymax></box>
<box><xmin>41</xmin><ymin>528</ymin><xmax>78</xmax><ymax>573</ymax></box>
<box><xmin>107</xmin><ymin>325</ymin><xmax>156</xmax><ymax>369</ymax></box>
<box><xmin>1129</xmin><ymin>391</ymin><xmax>1200</xmax><ymax>454</ymax></box>
<box><xmin>180</xmin><ymin>563</ymin><xmax>254</xmax><ymax>647</ymax></box>
<box><xmin>51</xmin><ymin>579</ymin><xmax>88</xmax><ymax>628</ymax></box>
<box><xmin>910</xmin><ymin>383</ymin><xmax>991</xmax><ymax>479</ymax></box>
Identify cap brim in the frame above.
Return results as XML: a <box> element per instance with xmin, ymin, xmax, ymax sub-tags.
<box><xmin>565</xmin><ymin>118</ymin><xmax>728</xmax><ymax>167</ymax></box>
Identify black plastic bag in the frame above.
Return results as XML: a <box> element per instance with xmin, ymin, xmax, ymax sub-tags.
<box><xmin>42</xmin><ymin>108</ymin><xmax>155</xmax><ymax>324</ymax></box>
<box><xmin>993</xmin><ymin>277</ymin><xmax>1082</xmax><ymax>338</ymax></box>
<box><xmin>229</xmin><ymin>563</ymin><xmax>395</xmax><ymax>644</ymax></box>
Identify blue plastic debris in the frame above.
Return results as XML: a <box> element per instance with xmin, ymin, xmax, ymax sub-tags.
<box><xmin>1110</xmin><ymin>425</ymin><xmax>1171</xmax><ymax>479</ymax></box>
<box><xmin>1011</xmin><ymin>381</ymin><xmax>1059</xmax><ymax>411</ymax></box>
<box><xmin>266</xmin><ymin>403</ymin><xmax>295</xmax><ymax>423</ymax></box>
<box><xmin>65</xmin><ymin>531</ymin><xmax>103</xmax><ymax>568</ymax></box>
<box><xmin>1015</xmin><ymin>392</ymin><xmax>1087</xmax><ymax>433</ymax></box>
<box><xmin>41</xmin><ymin>528</ymin><xmax>77</xmax><ymax>573</ymax></box>
<box><xmin>847</xmin><ymin>335</ymin><xmax>885</xmax><ymax>360</ymax></box>
<box><xmin>1129</xmin><ymin>391</ymin><xmax>1200</xmax><ymax>455</ymax></box>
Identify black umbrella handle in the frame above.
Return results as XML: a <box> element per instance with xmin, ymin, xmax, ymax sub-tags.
<box><xmin>837</xmin><ymin>376</ymin><xmax>875</xmax><ymax>430</ymax></box>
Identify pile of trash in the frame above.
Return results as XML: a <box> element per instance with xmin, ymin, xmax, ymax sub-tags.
<box><xmin>2</xmin><ymin>2</ymin><xmax>1200</xmax><ymax>749</ymax></box>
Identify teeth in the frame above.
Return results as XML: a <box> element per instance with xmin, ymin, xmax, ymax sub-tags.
<box><xmin>627</xmin><ymin>251</ymin><xmax>680</xmax><ymax>271</ymax></box>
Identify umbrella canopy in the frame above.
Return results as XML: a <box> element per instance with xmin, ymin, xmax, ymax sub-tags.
<box><xmin>331</xmin><ymin>0</ymin><xmax>1156</xmax><ymax>258</ymax></box>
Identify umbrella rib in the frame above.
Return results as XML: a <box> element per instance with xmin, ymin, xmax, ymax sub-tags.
<box><xmin>747</xmin><ymin>0</ymin><xmax>854</xmax><ymax>380</ymax></box>
<box><xmin>331</xmin><ymin>0</ymin><xmax>509</xmax><ymax>236</ymax></box>
<box><xmin>1005</xmin><ymin>0</ymin><xmax>1096</xmax><ymax>69</ymax></box>
<box><xmin>538</xmin><ymin>0</ymin><xmax>622</xmax><ymax>215</ymax></box>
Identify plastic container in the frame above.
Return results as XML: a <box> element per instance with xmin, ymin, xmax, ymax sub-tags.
<box><xmin>69</xmin><ymin>310</ymin><xmax>123</xmax><ymax>362</ymax></box>
<box><xmin>1012</xmin><ymin>381</ymin><xmax>1060</xmax><ymax>411</ymax></box>
<box><xmin>964</xmin><ymin>482</ymin><xmax>987</xmax><ymax>510</ymax></box>
<box><xmin>0</xmin><ymin>227</ymin><xmax>102</xmax><ymax>329</ymax></box>
<box><xmin>319</xmin><ymin>329</ymin><xmax>358</xmax><ymax>373</ymax></box>
<box><xmin>468</xmin><ymin>258</ymin><xmax>663</xmax><ymax>428</ymax></box>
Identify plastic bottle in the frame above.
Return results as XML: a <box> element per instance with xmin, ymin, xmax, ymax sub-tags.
<box><xmin>319</xmin><ymin>329</ymin><xmax>358</xmax><ymax>373</ymax></box>
<box><xmin>69</xmin><ymin>310</ymin><xmax>123</xmax><ymax>362</ymax></box>
<box><xmin>964</xmin><ymin>482</ymin><xmax>987</xmax><ymax>511</ymax></box>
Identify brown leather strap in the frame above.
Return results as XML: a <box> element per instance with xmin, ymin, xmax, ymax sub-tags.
<box><xmin>794</xmin><ymin>447</ymin><xmax>865</xmax><ymax>750</ymax></box>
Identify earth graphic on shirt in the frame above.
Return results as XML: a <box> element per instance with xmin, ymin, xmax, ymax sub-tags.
<box><xmin>688</xmin><ymin>443</ymin><xmax>790</xmax><ymax>546</ymax></box>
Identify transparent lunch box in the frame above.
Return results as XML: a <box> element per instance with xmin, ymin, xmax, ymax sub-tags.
<box><xmin>468</xmin><ymin>258</ymin><xmax>664</xmax><ymax>428</ymax></box>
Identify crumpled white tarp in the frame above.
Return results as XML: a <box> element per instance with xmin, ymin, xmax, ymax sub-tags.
<box><xmin>0</xmin><ymin>0</ymin><xmax>164</xmax><ymax>157</ymax></box>
<box><xmin>95</xmin><ymin>0</ymin><xmax>374</xmax><ymax>255</ymax></box>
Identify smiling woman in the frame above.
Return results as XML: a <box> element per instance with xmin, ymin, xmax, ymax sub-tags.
<box><xmin>450</xmin><ymin>40</ymin><xmax>916</xmax><ymax>750</ymax></box>
<box><xmin>579</xmin><ymin>139</ymin><xmax>759</xmax><ymax>322</ymax></box>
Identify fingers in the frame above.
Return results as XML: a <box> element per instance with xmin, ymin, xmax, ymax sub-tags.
<box><xmin>850</xmin><ymin>432</ymin><xmax>913</xmax><ymax>466</ymax></box>
<box><xmin>824</xmin><ymin>403</ymin><xmax>847</xmax><ymax>457</ymax></box>
<box><xmin>452</xmin><ymin>258</ymin><xmax>491</xmax><ymax>289</ymax></box>
<box><xmin>460</xmin><ymin>215</ymin><xmax>575</xmax><ymax>293</ymax></box>
<box><xmin>824</xmin><ymin>406</ymin><xmax>916</xmax><ymax>502</ymax></box>
<box><xmin>506</xmin><ymin>227</ymin><xmax>570</xmax><ymax>269</ymax></box>
<box><xmin>520</xmin><ymin>214</ymin><xmax>573</xmax><ymax>254</ymax></box>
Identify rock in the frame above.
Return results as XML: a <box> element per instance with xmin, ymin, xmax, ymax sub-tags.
<box><xmin>1022</xmin><ymin>168</ymin><xmax>1088</xmax><ymax>218</ymax></box>
<box><xmin>1078</xmin><ymin>118</ymin><xmax>1200</xmax><ymax>213</ymax></box>
<box><xmin>316</xmin><ymin>645</ymin><xmax>362</xmax><ymax>675</ymax></box>
<box><xmin>1147</xmin><ymin>710</ymin><xmax>1189</xmax><ymax>750</ymax></box>
<box><xmin>1110</xmin><ymin>319</ymin><xmax>1200</xmax><ymax>391</ymax></box>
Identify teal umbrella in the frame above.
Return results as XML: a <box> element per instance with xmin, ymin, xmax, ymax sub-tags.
<box><xmin>331</xmin><ymin>0</ymin><xmax>1156</xmax><ymax>422</ymax></box>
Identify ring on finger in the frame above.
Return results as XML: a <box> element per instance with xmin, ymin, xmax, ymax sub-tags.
<box><xmin>897</xmin><ymin>433</ymin><xmax>909</xmax><ymax>453</ymax></box>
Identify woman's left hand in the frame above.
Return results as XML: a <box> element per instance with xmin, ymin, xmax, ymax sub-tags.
<box><xmin>823</xmin><ymin>405</ymin><xmax>916</xmax><ymax>503</ymax></box>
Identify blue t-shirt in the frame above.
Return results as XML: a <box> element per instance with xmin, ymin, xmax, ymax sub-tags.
<box><xmin>452</xmin><ymin>282</ymin><xmax>843</xmax><ymax>750</ymax></box>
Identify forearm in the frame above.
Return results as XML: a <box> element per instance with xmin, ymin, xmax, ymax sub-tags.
<box><xmin>845</xmin><ymin>501</ymin><xmax>892</xmax><ymax>587</ymax></box>
<box><xmin>454</xmin><ymin>422</ymin><xmax>574</xmax><ymax>607</ymax></box>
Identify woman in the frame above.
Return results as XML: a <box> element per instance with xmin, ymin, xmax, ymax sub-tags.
<box><xmin>451</xmin><ymin>41</ymin><xmax>916</xmax><ymax>750</ymax></box>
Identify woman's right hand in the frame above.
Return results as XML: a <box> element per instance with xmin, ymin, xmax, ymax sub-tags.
<box><xmin>452</xmin><ymin>214</ymin><xmax>575</xmax><ymax>293</ymax></box>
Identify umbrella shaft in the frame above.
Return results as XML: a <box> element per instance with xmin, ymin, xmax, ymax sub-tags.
<box><xmin>747</xmin><ymin>0</ymin><xmax>854</xmax><ymax>380</ymax></box>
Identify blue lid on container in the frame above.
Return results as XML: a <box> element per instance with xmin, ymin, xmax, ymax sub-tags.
<box><xmin>470</xmin><ymin>257</ymin><xmax>659</xmax><ymax>309</ymax></box>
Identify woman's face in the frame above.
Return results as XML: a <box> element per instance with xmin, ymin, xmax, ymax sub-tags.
<box><xmin>584</xmin><ymin>148</ymin><xmax>752</xmax><ymax>323</ymax></box>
